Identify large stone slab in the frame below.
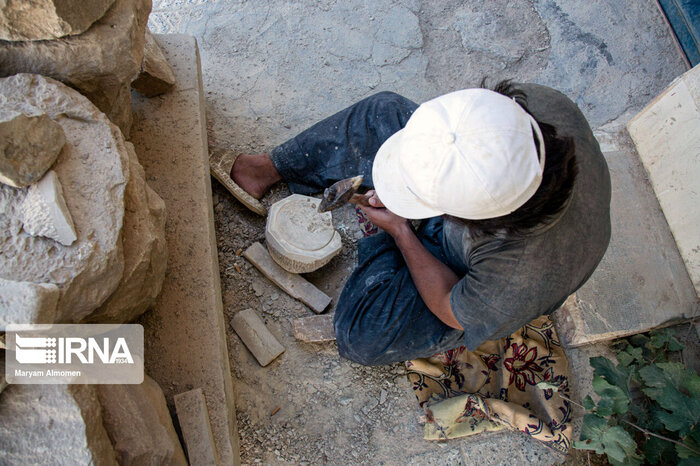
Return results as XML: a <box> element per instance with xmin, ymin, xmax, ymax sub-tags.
<box><xmin>0</xmin><ymin>74</ymin><xmax>128</xmax><ymax>324</ymax></box>
<box><xmin>555</xmin><ymin>149</ymin><xmax>698</xmax><ymax>346</ymax></box>
<box><xmin>97</xmin><ymin>375</ymin><xmax>187</xmax><ymax>466</ymax></box>
<box><xmin>0</xmin><ymin>384</ymin><xmax>117</xmax><ymax>465</ymax></box>
<box><xmin>0</xmin><ymin>111</ymin><xmax>65</xmax><ymax>188</ymax></box>
<box><xmin>0</xmin><ymin>0</ymin><xmax>115</xmax><ymax>41</ymax></box>
<box><xmin>132</xmin><ymin>34</ymin><xmax>240</xmax><ymax>465</ymax></box>
<box><xmin>86</xmin><ymin>141</ymin><xmax>167</xmax><ymax>323</ymax></box>
<box><xmin>627</xmin><ymin>64</ymin><xmax>700</xmax><ymax>295</ymax></box>
<box><xmin>0</xmin><ymin>0</ymin><xmax>151</xmax><ymax>136</ymax></box>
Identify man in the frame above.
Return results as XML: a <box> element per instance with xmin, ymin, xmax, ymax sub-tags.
<box><xmin>230</xmin><ymin>81</ymin><xmax>611</xmax><ymax>365</ymax></box>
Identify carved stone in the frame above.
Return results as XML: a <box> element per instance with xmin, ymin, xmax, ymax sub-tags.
<box><xmin>0</xmin><ymin>111</ymin><xmax>65</xmax><ymax>188</ymax></box>
<box><xmin>0</xmin><ymin>0</ymin><xmax>116</xmax><ymax>41</ymax></box>
<box><xmin>0</xmin><ymin>0</ymin><xmax>151</xmax><ymax>136</ymax></box>
<box><xmin>265</xmin><ymin>194</ymin><xmax>342</xmax><ymax>273</ymax></box>
<box><xmin>0</xmin><ymin>73</ymin><xmax>127</xmax><ymax>324</ymax></box>
<box><xmin>21</xmin><ymin>170</ymin><xmax>77</xmax><ymax>246</ymax></box>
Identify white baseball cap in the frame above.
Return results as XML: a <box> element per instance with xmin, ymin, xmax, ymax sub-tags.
<box><xmin>372</xmin><ymin>88</ymin><xmax>546</xmax><ymax>220</ymax></box>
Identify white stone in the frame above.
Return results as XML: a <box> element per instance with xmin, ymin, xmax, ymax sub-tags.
<box><xmin>97</xmin><ymin>376</ymin><xmax>187</xmax><ymax>466</ymax></box>
<box><xmin>86</xmin><ymin>142</ymin><xmax>167</xmax><ymax>323</ymax></box>
<box><xmin>627</xmin><ymin>64</ymin><xmax>700</xmax><ymax>295</ymax></box>
<box><xmin>0</xmin><ymin>0</ymin><xmax>116</xmax><ymax>41</ymax></box>
<box><xmin>0</xmin><ymin>74</ymin><xmax>128</xmax><ymax>323</ymax></box>
<box><xmin>0</xmin><ymin>0</ymin><xmax>151</xmax><ymax>136</ymax></box>
<box><xmin>0</xmin><ymin>384</ymin><xmax>118</xmax><ymax>465</ymax></box>
<box><xmin>21</xmin><ymin>170</ymin><xmax>77</xmax><ymax>246</ymax></box>
<box><xmin>265</xmin><ymin>194</ymin><xmax>342</xmax><ymax>273</ymax></box>
<box><xmin>0</xmin><ymin>278</ymin><xmax>58</xmax><ymax>330</ymax></box>
<box><xmin>0</xmin><ymin>111</ymin><xmax>65</xmax><ymax>188</ymax></box>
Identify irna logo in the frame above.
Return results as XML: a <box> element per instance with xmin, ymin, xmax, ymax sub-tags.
<box><xmin>15</xmin><ymin>334</ymin><xmax>134</xmax><ymax>365</ymax></box>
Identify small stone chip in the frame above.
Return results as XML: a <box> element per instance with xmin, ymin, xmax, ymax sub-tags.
<box><xmin>292</xmin><ymin>315</ymin><xmax>335</xmax><ymax>342</ymax></box>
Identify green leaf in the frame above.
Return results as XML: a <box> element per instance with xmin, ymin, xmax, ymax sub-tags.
<box><xmin>617</xmin><ymin>346</ymin><xmax>644</xmax><ymax>368</ymax></box>
<box><xmin>628</xmin><ymin>334</ymin><xmax>650</xmax><ymax>348</ymax></box>
<box><xmin>677</xmin><ymin>432</ymin><xmax>700</xmax><ymax>460</ymax></box>
<box><xmin>590</xmin><ymin>356</ymin><xmax>631</xmax><ymax>397</ymax></box>
<box><xmin>593</xmin><ymin>375</ymin><xmax>630</xmax><ymax>415</ymax></box>
<box><xmin>583</xmin><ymin>395</ymin><xmax>595</xmax><ymax>411</ymax></box>
<box><xmin>640</xmin><ymin>363</ymin><xmax>700</xmax><ymax>436</ymax></box>
<box><xmin>644</xmin><ymin>434</ymin><xmax>678</xmax><ymax>465</ymax></box>
<box><xmin>678</xmin><ymin>459</ymin><xmax>700</xmax><ymax>466</ymax></box>
<box><xmin>577</xmin><ymin>414</ymin><xmax>639</xmax><ymax>463</ymax></box>
<box><xmin>650</xmin><ymin>328</ymin><xmax>684</xmax><ymax>352</ymax></box>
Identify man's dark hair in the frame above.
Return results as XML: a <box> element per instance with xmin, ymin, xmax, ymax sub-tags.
<box><xmin>447</xmin><ymin>79</ymin><xmax>578</xmax><ymax>236</ymax></box>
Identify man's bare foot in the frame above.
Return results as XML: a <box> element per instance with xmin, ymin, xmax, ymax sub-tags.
<box><xmin>231</xmin><ymin>153</ymin><xmax>282</xmax><ymax>199</ymax></box>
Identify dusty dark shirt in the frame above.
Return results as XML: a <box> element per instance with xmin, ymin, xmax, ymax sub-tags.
<box><xmin>443</xmin><ymin>84</ymin><xmax>612</xmax><ymax>350</ymax></box>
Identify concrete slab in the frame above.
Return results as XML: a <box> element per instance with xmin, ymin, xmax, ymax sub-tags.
<box><xmin>555</xmin><ymin>149</ymin><xmax>698</xmax><ymax>346</ymax></box>
<box><xmin>231</xmin><ymin>308</ymin><xmax>285</xmax><ymax>366</ymax></box>
<box><xmin>627</xmin><ymin>64</ymin><xmax>700</xmax><ymax>294</ymax></box>
<box><xmin>175</xmin><ymin>388</ymin><xmax>219</xmax><ymax>466</ymax></box>
<box><xmin>131</xmin><ymin>34</ymin><xmax>239</xmax><ymax>465</ymax></box>
<box><xmin>243</xmin><ymin>242</ymin><xmax>332</xmax><ymax>313</ymax></box>
<box><xmin>292</xmin><ymin>314</ymin><xmax>336</xmax><ymax>342</ymax></box>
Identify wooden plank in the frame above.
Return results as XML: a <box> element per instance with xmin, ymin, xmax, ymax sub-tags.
<box><xmin>243</xmin><ymin>242</ymin><xmax>332</xmax><ymax>314</ymax></box>
<box><xmin>231</xmin><ymin>309</ymin><xmax>285</xmax><ymax>366</ymax></box>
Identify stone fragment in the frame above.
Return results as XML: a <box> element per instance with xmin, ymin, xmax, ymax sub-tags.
<box><xmin>0</xmin><ymin>0</ymin><xmax>116</xmax><ymax>41</ymax></box>
<box><xmin>232</xmin><ymin>308</ymin><xmax>285</xmax><ymax>366</ymax></box>
<box><xmin>0</xmin><ymin>111</ymin><xmax>65</xmax><ymax>188</ymax></box>
<box><xmin>86</xmin><ymin>142</ymin><xmax>167</xmax><ymax>323</ymax></box>
<box><xmin>174</xmin><ymin>388</ymin><xmax>219</xmax><ymax>466</ymax></box>
<box><xmin>21</xmin><ymin>170</ymin><xmax>77</xmax><ymax>246</ymax></box>
<box><xmin>0</xmin><ymin>0</ymin><xmax>151</xmax><ymax>136</ymax></box>
<box><xmin>266</xmin><ymin>194</ymin><xmax>342</xmax><ymax>273</ymax></box>
<box><xmin>292</xmin><ymin>314</ymin><xmax>336</xmax><ymax>342</ymax></box>
<box><xmin>97</xmin><ymin>376</ymin><xmax>187</xmax><ymax>466</ymax></box>
<box><xmin>627</xmin><ymin>64</ymin><xmax>700</xmax><ymax>295</ymax></box>
<box><xmin>0</xmin><ymin>74</ymin><xmax>128</xmax><ymax>323</ymax></box>
<box><xmin>243</xmin><ymin>242</ymin><xmax>332</xmax><ymax>313</ymax></box>
<box><xmin>132</xmin><ymin>34</ymin><xmax>240</xmax><ymax>465</ymax></box>
<box><xmin>0</xmin><ymin>278</ymin><xmax>58</xmax><ymax>330</ymax></box>
<box><xmin>0</xmin><ymin>384</ymin><xmax>118</xmax><ymax>465</ymax></box>
<box><xmin>132</xmin><ymin>30</ymin><xmax>176</xmax><ymax>97</ymax></box>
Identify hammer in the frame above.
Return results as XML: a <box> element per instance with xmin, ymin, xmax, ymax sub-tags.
<box><xmin>317</xmin><ymin>175</ymin><xmax>371</xmax><ymax>212</ymax></box>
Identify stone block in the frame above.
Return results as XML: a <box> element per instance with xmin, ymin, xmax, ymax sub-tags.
<box><xmin>243</xmin><ymin>242</ymin><xmax>332</xmax><ymax>314</ymax></box>
<box><xmin>21</xmin><ymin>170</ymin><xmax>77</xmax><ymax>246</ymax></box>
<box><xmin>132</xmin><ymin>30</ymin><xmax>176</xmax><ymax>97</ymax></box>
<box><xmin>293</xmin><ymin>314</ymin><xmax>336</xmax><ymax>342</ymax></box>
<box><xmin>554</xmin><ymin>150</ymin><xmax>698</xmax><ymax>346</ymax></box>
<box><xmin>0</xmin><ymin>0</ymin><xmax>151</xmax><ymax>136</ymax></box>
<box><xmin>0</xmin><ymin>111</ymin><xmax>65</xmax><ymax>188</ymax></box>
<box><xmin>97</xmin><ymin>375</ymin><xmax>187</xmax><ymax>466</ymax></box>
<box><xmin>627</xmin><ymin>64</ymin><xmax>700</xmax><ymax>295</ymax></box>
<box><xmin>232</xmin><ymin>308</ymin><xmax>285</xmax><ymax>366</ymax></box>
<box><xmin>86</xmin><ymin>141</ymin><xmax>167</xmax><ymax>323</ymax></box>
<box><xmin>0</xmin><ymin>278</ymin><xmax>58</xmax><ymax>330</ymax></box>
<box><xmin>132</xmin><ymin>34</ymin><xmax>240</xmax><ymax>465</ymax></box>
<box><xmin>0</xmin><ymin>0</ymin><xmax>116</xmax><ymax>41</ymax></box>
<box><xmin>0</xmin><ymin>384</ymin><xmax>117</xmax><ymax>465</ymax></box>
<box><xmin>0</xmin><ymin>74</ymin><xmax>128</xmax><ymax>324</ymax></box>
<box><xmin>174</xmin><ymin>388</ymin><xmax>219</xmax><ymax>466</ymax></box>
<box><xmin>266</xmin><ymin>194</ymin><xmax>342</xmax><ymax>273</ymax></box>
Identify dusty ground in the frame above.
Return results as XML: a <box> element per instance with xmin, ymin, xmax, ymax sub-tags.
<box><xmin>149</xmin><ymin>0</ymin><xmax>690</xmax><ymax>464</ymax></box>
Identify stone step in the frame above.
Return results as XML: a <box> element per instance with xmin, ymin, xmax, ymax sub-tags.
<box><xmin>555</xmin><ymin>146</ymin><xmax>697</xmax><ymax>346</ymax></box>
<box><xmin>131</xmin><ymin>34</ymin><xmax>240</xmax><ymax>465</ymax></box>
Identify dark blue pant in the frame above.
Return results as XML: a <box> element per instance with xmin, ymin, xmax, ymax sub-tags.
<box><xmin>270</xmin><ymin>92</ymin><xmax>465</xmax><ymax>365</ymax></box>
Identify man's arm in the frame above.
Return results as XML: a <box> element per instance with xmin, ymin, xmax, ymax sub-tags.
<box><xmin>360</xmin><ymin>193</ymin><xmax>464</xmax><ymax>330</ymax></box>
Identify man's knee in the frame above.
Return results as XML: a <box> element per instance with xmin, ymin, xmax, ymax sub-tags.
<box><xmin>334</xmin><ymin>317</ymin><xmax>391</xmax><ymax>366</ymax></box>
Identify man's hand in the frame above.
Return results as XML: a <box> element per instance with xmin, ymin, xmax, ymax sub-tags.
<box><xmin>358</xmin><ymin>190</ymin><xmax>411</xmax><ymax>238</ymax></box>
